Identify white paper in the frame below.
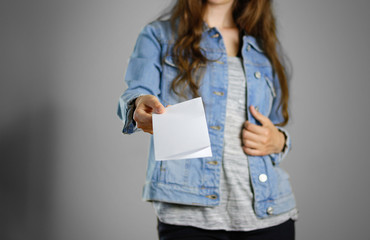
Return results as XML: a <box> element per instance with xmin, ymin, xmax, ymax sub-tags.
<box><xmin>152</xmin><ymin>97</ymin><xmax>212</xmax><ymax>161</ymax></box>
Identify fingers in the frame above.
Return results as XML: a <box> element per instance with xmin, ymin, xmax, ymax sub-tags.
<box><xmin>243</xmin><ymin>121</ymin><xmax>267</xmax><ymax>135</ymax></box>
<box><xmin>242</xmin><ymin>130</ymin><xmax>266</xmax><ymax>156</ymax></box>
<box><xmin>134</xmin><ymin>95</ymin><xmax>165</xmax><ymax>134</ymax></box>
<box><xmin>143</xmin><ymin>96</ymin><xmax>165</xmax><ymax>114</ymax></box>
<box><xmin>242</xmin><ymin>139</ymin><xmax>259</xmax><ymax>149</ymax></box>
<box><xmin>242</xmin><ymin>147</ymin><xmax>265</xmax><ymax>156</ymax></box>
<box><xmin>133</xmin><ymin>108</ymin><xmax>153</xmax><ymax>132</ymax></box>
<box><xmin>242</xmin><ymin>120</ymin><xmax>272</xmax><ymax>156</ymax></box>
<box><xmin>133</xmin><ymin>107</ymin><xmax>152</xmax><ymax>123</ymax></box>
<box><xmin>249</xmin><ymin>105</ymin><xmax>271</xmax><ymax>126</ymax></box>
<box><xmin>242</xmin><ymin>128</ymin><xmax>268</xmax><ymax>148</ymax></box>
<box><xmin>242</xmin><ymin>128</ymin><xmax>263</xmax><ymax>143</ymax></box>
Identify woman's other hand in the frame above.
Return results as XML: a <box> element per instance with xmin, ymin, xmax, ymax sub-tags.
<box><xmin>133</xmin><ymin>95</ymin><xmax>165</xmax><ymax>134</ymax></box>
<box><xmin>242</xmin><ymin>105</ymin><xmax>285</xmax><ymax>156</ymax></box>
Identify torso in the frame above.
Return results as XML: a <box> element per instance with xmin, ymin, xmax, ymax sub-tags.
<box><xmin>138</xmin><ymin>20</ymin><xmax>297</xmax><ymax>219</ymax></box>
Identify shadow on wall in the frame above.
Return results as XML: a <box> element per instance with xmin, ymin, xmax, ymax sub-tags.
<box><xmin>0</xmin><ymin>106</ymin><xmax>56</xmax><ymax>240</ymax></box>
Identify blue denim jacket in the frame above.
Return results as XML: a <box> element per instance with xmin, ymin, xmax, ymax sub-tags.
<box><xmin>117</xmin><ymin>20</ymin><xmax>296</xmax><ymax>218</ymax></box>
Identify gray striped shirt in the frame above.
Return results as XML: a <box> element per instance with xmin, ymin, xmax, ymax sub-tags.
<box><xmin>152</xmin><ymin>56</ymin><xmax>298</xmax><ymax>231</ymax></box>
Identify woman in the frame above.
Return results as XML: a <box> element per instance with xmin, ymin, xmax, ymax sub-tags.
<box><xmin>118</xmin><ymin>0</ymin><xmax>298</xmax><ymax>239</ymax></box>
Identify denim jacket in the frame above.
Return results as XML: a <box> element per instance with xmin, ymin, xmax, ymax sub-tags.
<box><xmin>117</xmin><ymin>20</ymin><xmax>296</xmax><ymax>218</ymax></box>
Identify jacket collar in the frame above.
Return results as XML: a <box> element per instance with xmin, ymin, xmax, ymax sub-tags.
<box><xmin>243</xmin><ymin>35</ymin><xmax>263</xmax><ymax>52</ymax></box>
<box><xmin>202</xmin><ymin>21</ymin><xmax>263</xmax><ymax>52</ymax></box>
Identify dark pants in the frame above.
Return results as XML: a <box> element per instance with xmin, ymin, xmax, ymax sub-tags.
<box><xmin>157</xmin><ymin>218</ymin><xmax>295</xmax><ymax>240</ymax></box>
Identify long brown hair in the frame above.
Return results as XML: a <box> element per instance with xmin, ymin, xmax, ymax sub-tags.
<box><xmin>168</xmin><ymin>0</ymin><xmax>289</xmax><ymax>126</ymax></box>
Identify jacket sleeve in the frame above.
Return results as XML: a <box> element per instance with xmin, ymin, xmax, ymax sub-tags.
<box><xmin>117</xmin><ymin>23</ymin><xmax>162</xmax><ymax>134</ymax></box>
<box><xmin>268</xmin><ymin>73</ymin><xmax>291</xmax><ymax>165</ymax></box>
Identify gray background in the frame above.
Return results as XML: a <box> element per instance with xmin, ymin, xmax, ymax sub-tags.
<box><xmin>1</xmin><ymin>0</ymin><xmax>369</xmax><ymax>239</ymax></box>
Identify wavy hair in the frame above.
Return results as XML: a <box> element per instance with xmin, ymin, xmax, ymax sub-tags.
<box><xmin>168</xmin><ymin>0</ymin><xmax>289</xmax><ymax>126</ymax></box>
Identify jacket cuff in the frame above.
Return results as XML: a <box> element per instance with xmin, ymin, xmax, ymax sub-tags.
<box><xmin>269</xmin><ymin>126</ymin><xmax>291</xmax><ymax>165</ymax></box>
<box><xmin>118</xmin><ymin>93</ymin><xmax>146</xmax><ymax>134</ymax></box>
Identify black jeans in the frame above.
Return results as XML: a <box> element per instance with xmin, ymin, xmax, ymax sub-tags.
<box><xmin>157</xmin><ymin>218</ymin><xmax>295</xmax><ymax>240</ymax></box>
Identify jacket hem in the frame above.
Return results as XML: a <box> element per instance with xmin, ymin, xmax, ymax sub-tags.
<box><xmin>142</xmin><ymin>181</ymin><xmax>220</xmax><ymax>207</ymax></box>
<box><xmin>142</xmin><ymin>181</ymin><xmax>297</xmax><ymax>219</ymax></box>
<box><xmin>254</xmin><ymin>193</ymin><xmax>297</xmax><ymax>218</ymax></box>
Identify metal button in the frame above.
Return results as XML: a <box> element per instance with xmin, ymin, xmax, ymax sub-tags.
<box><xmin>207</xmin><ymin>161</ymin><xmax>218</xmax><ymax>165</ymax></box>
<box><xmin>247</xmin><ymin>45</ymin><xmax>251</xmax><ymax>51</ymax></box>
<box><xmin>267</xmin><ymin>206</ymin><xmax>273</xmax><ymax>215</ymax></box>
<box><xmin>213</xmin><ymin>91</ymin><xmax>224</xmax><ymax>96</ymax></box>
<box><xmin>210</xmin><ymin>126</ymin><xmax>221</xmax><ymax>130</ymax></box>
<box><xmin>211</xmin><ymin>33</ymin><xmax>220</xmax><ymax>38</ymax></box>
<box><xmin>216</xmin><ymin>60</ymin><xmax>224</xmax><ymax>64</ymax></box>
<box><xmin>254</xmin><ymin>71</ymin><xmax>261</xmax><ymax>79</ymax></box>
<box><xmin>206</xmin><ymin>195</ymin><xmax>218</xmax><ymax>200</ymax></box>
<box><xmin>255</xmin><ymin>106</ymin><xmax>259</xmax><ymax>112</ymax></box>
<box><xmin>259</xmin><ymin>174</ymin><xmax>268</xmax><ymax>182</ymax></box>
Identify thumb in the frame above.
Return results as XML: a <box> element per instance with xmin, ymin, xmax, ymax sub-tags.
<box><xmin>250</xmin><ymin>105</ymin><xmax>270</xmax><ymax>126</ymax></box>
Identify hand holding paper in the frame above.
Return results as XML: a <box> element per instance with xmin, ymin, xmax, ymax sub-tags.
<box><xmin>152</xmin><ymin>97</ymin><xmax>212</xmax><ymax>160</ymax></box>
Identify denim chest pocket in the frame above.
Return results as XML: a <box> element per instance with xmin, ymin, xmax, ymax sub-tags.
<box><xmin>244</xmin><ymin>43</ymin><xmax>277</xmax><ymax>116</ymax></box>
<box><xmin>161</xmin><ymin>55</ymin><xmax>183</xmax><ymax>106</ymax></box>
<box><xmin>161</xmin><ymin>54</ymin><xmax>206</xmax><ymax>106</ymax></box>
<box><xmin>250</xmin><ymin>67</ymin><xmax>276</xmax><ymax>117</ymax></box>
<box><xmin>263</xmin><ymin>75</ymin><xmax>276</xmax><ymax>115</ymax></box>
<box><xmin>163</xmin><ymin>55</ymin><xmax>178</xmax><ymax>71</ymax></box>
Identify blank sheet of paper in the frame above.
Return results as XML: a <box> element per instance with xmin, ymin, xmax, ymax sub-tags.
<box><xmin>152</xmin><ymin>97</ymin><xmax>212</xmax><ymax>161</ymax></box>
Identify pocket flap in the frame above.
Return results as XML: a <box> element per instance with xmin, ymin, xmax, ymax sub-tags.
<box><xmin>264</xmin><ymin>76</ymin><xmax>276</xmax><ymax>98</ymax></box>
<box><xmin>164</xmin><ymin>55</ymin><xmax>177</xmax><ymax>68</ymax></box>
